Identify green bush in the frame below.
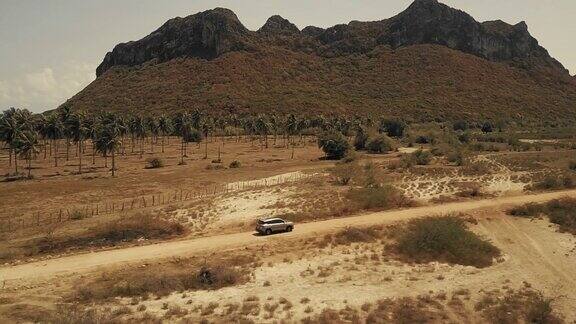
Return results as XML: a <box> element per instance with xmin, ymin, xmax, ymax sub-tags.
<box><xmin>401</xmin><ymin>149</ymin><xmax>433</xmax><ymax>167</ymax></box>
<box><xmin>569</xmin><ymin>161</ymin><xmax>576</xmax><ymax>172</ymax></box>
<box><xmin>318</xmin><ymin>130</ymin><xmax>351</xmax><ymax>160</ymax></box>
<box><xmin>366</xmin><ymin>134</ymin><xmax>395</xmax><ymax>154</ymax></box>
<box><xmin>379</xmin><ymin>119</ymin><xmax>407</xmax><ymax>138</ymax></box>
<box><xmin>353</xmin><ymin>130</ymin><xmax>368</xmax><ymax>150</ymax></box>
<box><xmin>396</xmin><ymin>216</ymin><xmax>500</xmax><ymax>268</ymax></box>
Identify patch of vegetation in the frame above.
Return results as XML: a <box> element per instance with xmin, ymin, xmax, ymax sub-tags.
<box><xmin>401</xmin><ymin>149</ymin><xmax>433</xmax><ymax>167</ymax></box>
<box><xmin>30</xmin><ymin>213</ymin><xmax>186</xmax><ymax>256</ymax></box>
<box><xmin>569</xmin><ymin>161</ymin><xmax>576</xmax><ymax>172</ymax></box>
<box><xmin>145</xmin><ymin>157</ymin><xmax>164</xmax><ymax>169</ymax></box>
<box><xmin>477</xmin><ymin>288</ymin><xmax>562</xmax><ymax>324</ymax></box>
<box><xmin>229</xmin><ymin>160</ymin><xmax>241</xmax><ymax>168</ymax></box>
<box><xmin>318</xmin><ymin>130</ymin><xmax>350</xmax><ymax>160</ymax></box>
<box><xmin>532</xmin><ymin>174</ymin><xmax>575</xmax><ymax>190</ymax></box>
<box><xmin>395</xmin><ymin>216</ymin><xmax>500</xmax><ymax>268</ymax></box>
<box><xmin>324</xmin><ymin>226</ymin><xmax>383</xmax><ymax>246</ymax></box>
<box><xmin>74</xmin><ymin>255</ymin><xmax>255</xmax><ymax>301</ymax></box>
<box><xmin>330</xmin><ymin>162</ymin><xmax>360</xmax><ymax>185</ymax></box>
<box><xmin>366</xmin><ymin>134</ymin><xmax>395</xmax><ymax>154</ymax></box>
<box><xmin>509</xmin><ymin>198</ymin><xmax>576</xmax><ymax>234</ymax></box>
<box><xmin>347</xmin><ymin>185</ymin><xmax>412</xmax><ymax>211</ymax></box>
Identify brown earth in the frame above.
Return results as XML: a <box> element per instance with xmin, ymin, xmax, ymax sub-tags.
<box><xmin>1</xmin><ymin>189</ymin><xmax>574</xmax><ymax>282</ymax></box>
<box><xmin>65</xmin><ymin>44</ymin><xmax>576</xmax><ymax>124</ymax></box>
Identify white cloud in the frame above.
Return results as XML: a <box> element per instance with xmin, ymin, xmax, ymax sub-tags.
<box><xmin>0</xmin><ymin>62</ymin><xmax>95</xmax><ymax>113</ymax></box>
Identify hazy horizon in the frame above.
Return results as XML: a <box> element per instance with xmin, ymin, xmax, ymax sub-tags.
<box><xmin>1</xmin><ymin>0</ymin><xmax>575</xmax><ymax>113</ymax></box>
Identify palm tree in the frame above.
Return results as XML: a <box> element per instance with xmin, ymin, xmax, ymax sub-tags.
<box><xmin>94</xmin><ymin>115</ymin><xmax>122</xmax><ymax>177</ymax></box>
<box><xmin>59</xmin><ymin>106</ymin><xmax>73</xmax><ymax>161</ymax></box>
<box><xmin>176</xmin><ymin>112</ymin><xmax>201</xmax><ymax>164</ymax></box>
<box><xmin>67</xmin><ymin>112</ymin><xmax>87</xmax><ymax>173</ymax></box>
<box><xmin>0</xmin><ymin>108</ymin><xmax>21</xmax><ymax>172</ymax></box>
<box><xmin>44</xmin><ymin>113</ymin><xmax>63</xmax><ymax>167</ymax></box>
<box><xmin>158</xmin><ymin>114</ymin><xmax>173</xmax><ymax>153</ymax></box>
<box><xmin>201</xmin><ymin>117</ymin><xmax>213</xmax><ymax>159</ymax></box>
<box><xmin>146</xmin><ymin>116</ymin><xmax>159</xmax><ymax>153</ymax></box>
<box><xmin>255</xmin><ymin>115</ymin><xmax>271</xmax><ymax>149</ymax></box>
<box><xmin>14</xmin><ymin>130</ymin><xmax>40</xmax><ymax>178</ymax></box>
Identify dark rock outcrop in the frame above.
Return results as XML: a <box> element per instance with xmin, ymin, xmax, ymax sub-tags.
<box><xmin>301</xmin><ymin>26</ymin><xmax>325</xmax><ymax>37</ymax></box>
<box><xmin>96</xmin><ymin>8</ymin><xmax>253</xmax><ymax>77</ymax></box>
<box><xmin>258</xmin><ymin>15</ymin><xmax>300</xmax><ymax>35</ymax></box>
<box><xmin>377</xmin><ymin>0</ymin><xmax>565</xmax><ymax>71</ymax></box>
<box><xmin>95</xmin><ymin>0</ymin><xmax>569</xmax><ymax>77</ymax></box>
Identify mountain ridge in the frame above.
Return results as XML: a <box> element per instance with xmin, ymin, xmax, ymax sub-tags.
<box><xmin>67</xmin><ymin>1</ymin><xmax>575</xmax><ymax>124</ymax></box>
<box><xmin>95</xmin><ymin>0</ymin><xmax>568</xmax><ymax>77</ymax></box>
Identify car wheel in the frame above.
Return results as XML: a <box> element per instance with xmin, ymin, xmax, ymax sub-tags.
<box><xmin>286</xmin><ymin>226</ymin><xmax>293</xmax><ymax>232</ymax></box>
<box><xmin>265</xmin><ymin>229</ymin><xmax>272</xmax><ymax>235</ymax></box>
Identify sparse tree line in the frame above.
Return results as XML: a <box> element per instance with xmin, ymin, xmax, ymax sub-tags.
<box><xmin>1</xmin><ymin>106</ymin><xmax>508</xmax><ymax>178</ymax></box>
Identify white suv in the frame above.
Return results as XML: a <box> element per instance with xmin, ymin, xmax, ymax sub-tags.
<box><xmin>256</xmin><ymin>218</ymin><xmax>294</xmax><ymax>235</ymax></box>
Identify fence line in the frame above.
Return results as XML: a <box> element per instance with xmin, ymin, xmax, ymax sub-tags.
<box><xmin>0</xmin><ymin>172</ymin><xmax>314</xmax><ymax>233</ymax></box>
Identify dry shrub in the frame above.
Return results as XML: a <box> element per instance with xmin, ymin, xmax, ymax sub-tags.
<box><xmin>330</xmin><ymin>162</ymin><xmax>360</xmax><ymax>185</ymax></box>
<box><xmin>508</xmin><ymin>203</ymin><xmax>542</xmax><ymax>217</ymax></box>
<box><xmin>346</xmin><ymin>185</ymin><xmax>413</xmax><ymax>211</ymax></box>
<box><xmin>145</xmin><ymin>157</ymin><xmax>164</xmax><ymax>169</ymax></box>
<box><xmin>477</xmin><ymin>289</ymin><xmax>562</xmax><ymax>324</ymax></box>
<box><xmin>32</xmin><ymin>213</ymin><xmax>186</xmax><ymax>255</ymax></box>
<box><xmin>327</xmin><ymin>227</ymin><xmax>382</xmax><ymax>246</ymax></box>
<box><xmin>395</xmin><ymin>215</ymin><xmax>500</xmax><ymax>268</ymax></box>
<box><xmin>510</xmin><ymin>198</ymin><xmax>576</xmax><ymax>234</ymax></box>
<box><xmin>532</xmin><ymin>174</ymin><xmax>575</xmax><ymax>191</ymax></box>
<box><xmin>74</xmin><ymin>256</ymin><xmax>254</xmax><ymax>301</ymax></box>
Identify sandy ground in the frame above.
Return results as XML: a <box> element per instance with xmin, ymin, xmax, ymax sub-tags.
<box><xmin>124</xmin><ymin>212</ymin><xmax>576</xmax><ymax>322</ymax></box>
<box><xmin>1</xmin><ymin>189</ymin><xmax>574</xmax><ymax>284</ymax></box>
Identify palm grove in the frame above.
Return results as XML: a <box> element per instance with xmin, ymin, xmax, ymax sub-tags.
<box><xmin>1</xmin><ymin>106</ymin><xmax>494</xmax><ymax>178</ymax></box>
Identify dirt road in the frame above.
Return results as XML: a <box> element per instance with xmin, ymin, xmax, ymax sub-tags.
<box><xmin>1</xmin><ymin>189</ymin><xmax>575</xmax><ymax>282</ymax></box>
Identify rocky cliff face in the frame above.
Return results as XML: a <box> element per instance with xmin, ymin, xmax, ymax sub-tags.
<box><xmin>96</xmin><ymin>8</ymin><xmax>253</xmax><ymax>77</ymax></box>
<box><xmin>379</xmin><ymin>0</ymin><xmax>564</xmax><ymax>71</ymax></box>
<box><xmin>258</xmin><ymin>15</ymin><xmax>300</xmax><ymax>35</ymax></box>
<box><xmin>95</xmin><ymin>0</ymin><xmax>568</xmax><ymax>77</ymax></box>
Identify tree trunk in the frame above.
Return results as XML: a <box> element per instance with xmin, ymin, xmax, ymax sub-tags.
<box><xmin>140</xmin><ymin>138</ymin><xmax>144</xmax><ymax>158</ymax></box>
<box><xmin>78</xmin><ymin>141</ymin><xmax>82</xmax><ymax>174</ymax></box>
<box><xmin>161</xmin><ymin>135</ymin><xmax>165</xmax><ymax>153</ymax></box>
<box><xmin>27</xmin><ymin>156</ymin><xmax>31</xmax><ymax>178</ymax></box>
<box><xmin>204</xmin><ymin>139</ymin><xmax>208</xmax><ymax>159</ymax></box>
<box><xmin>92</xmin><ymin>141</ymin><xmax>96</xmax><ymax>165</ymax></box>
<box><xmin>8</xmin><ymin>149</ymin><xmax>12</xmax><ymax>167</ymax></box>
<box><xmin>44</xmin><ymin>140</ymin><xmax>47</xmax><ymax>159</ymax></box>
<box><xmin>54</xmin><ymin>140</ymin><xmax>59</xmax><ymax>167</ymax></box>
<box><xmin>180</xmin><ymin>139</ymin><xmax>185</xmax><ymax>164</ymax></box>
<box><xmin>14</xmin><ymin>152</ymin><xmax>18</xmax><ymax>174</ymax></box>
<box><xmin>66</xmin><ymin>139</ymin><xmax>70</xmax><ymax>161</ymax></box>
<box><xmin>111</xmin><ymin>150</ymin><xmax>116</xmax><ymax>177</ymax></box>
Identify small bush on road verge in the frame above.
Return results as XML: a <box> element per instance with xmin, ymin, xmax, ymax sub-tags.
<box><xmin>395</xmin><ymin>215</ymin><xmax>500</xmax><ymax>268</ymax></box>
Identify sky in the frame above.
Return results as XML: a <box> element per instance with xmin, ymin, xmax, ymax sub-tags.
<box><xmin>1</xmin><ymin>0</ymin><xmax>575</xmax><ymax>113</ymax></box>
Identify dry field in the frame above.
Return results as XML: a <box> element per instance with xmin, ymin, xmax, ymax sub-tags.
<box><xmin>1</xmin><ymin>130</ymin><xmax>576</xmax><ymax>323</ymax></box>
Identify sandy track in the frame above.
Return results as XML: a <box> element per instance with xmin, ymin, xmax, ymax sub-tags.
<box><xmin>1</xmin><ymin>190</ymin><xmax>575</xmax><ymax>282</ymax></box>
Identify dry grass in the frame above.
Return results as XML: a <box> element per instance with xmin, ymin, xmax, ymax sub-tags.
<box><xmin>477</xmin><ymin>288</ymin><xmax>562</xmax><ymax>324</ymax></box>
<box><xmin>73</xmin><ymin>254</ymin><xmax>256</xmax><ymax>301</ymax></box>
<box><xmin>1</xmin><ymin>212</ymin><xmax>186</xmax><ymax>263</ymax></box>
<box><xmin>509</xmin><ymin>198</ymin><xmax>576</xmax><ymax>235</ymax></box>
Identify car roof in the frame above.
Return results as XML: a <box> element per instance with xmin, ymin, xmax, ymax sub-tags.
<box><xmin>260</xmin><ymin>217</ymin><xmax>284</xmax><ymax>222</ymax></box>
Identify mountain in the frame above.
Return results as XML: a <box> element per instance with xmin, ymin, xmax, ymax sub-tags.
<box><xmin>67</xmin><ymin>0</ymin><xmax>575</xmax><ymax>124</ymax></box>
